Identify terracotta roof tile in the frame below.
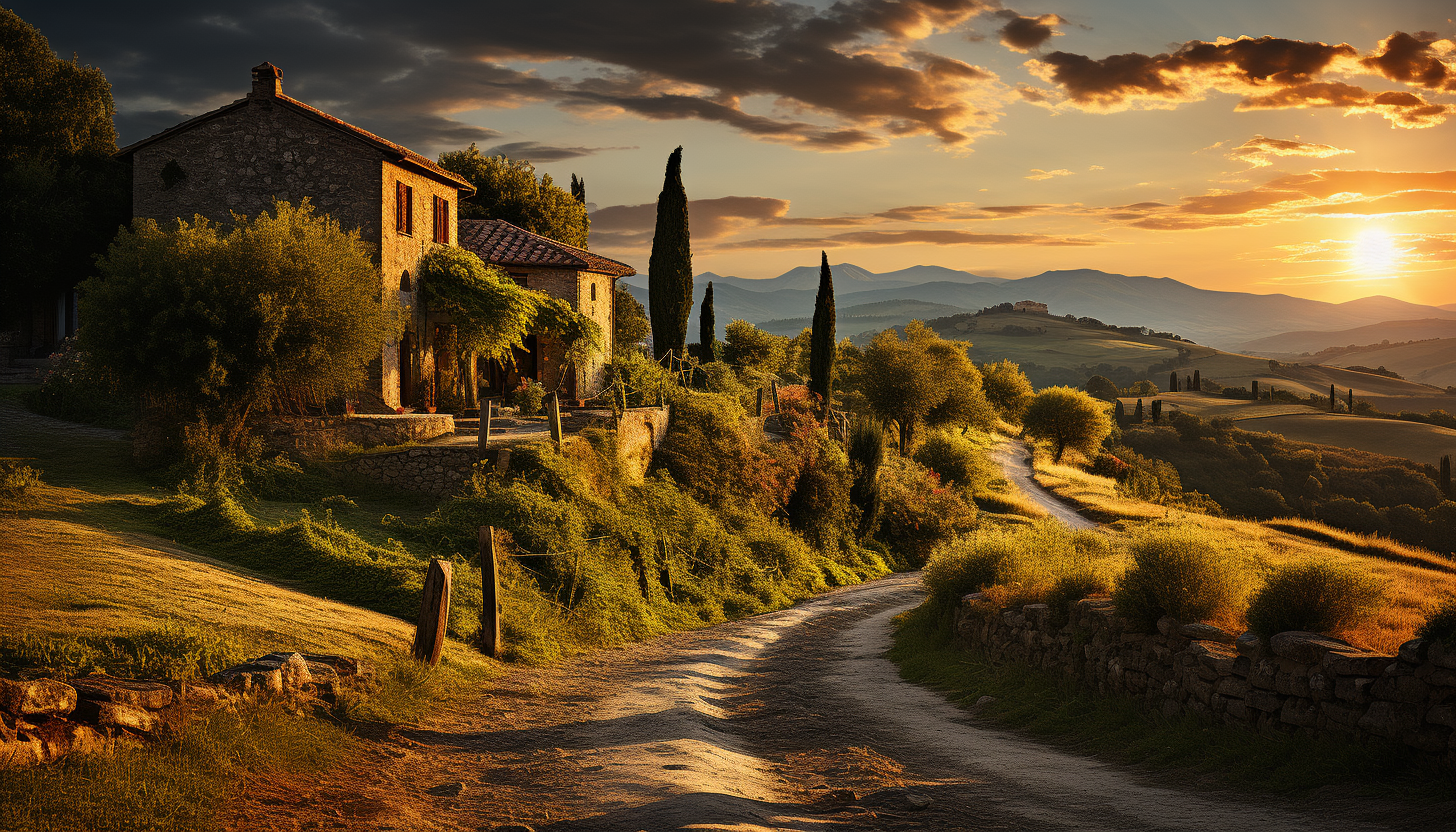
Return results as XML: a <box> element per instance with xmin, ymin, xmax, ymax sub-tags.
<box><xmin>458</xmin><ymin>219</ymin><xmax>636</xmax><ymax>277</ymax></box>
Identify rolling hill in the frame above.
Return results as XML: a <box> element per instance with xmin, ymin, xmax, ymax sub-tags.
<box><xmin>625</xmin><ymin>266</ymin><xmax>1456</xmax><ymax>349</ymax></box>
<box><xmin>1238</xmin><ymin>318</ymin><xmax>1456</xmax><ymax>355</ymax></box>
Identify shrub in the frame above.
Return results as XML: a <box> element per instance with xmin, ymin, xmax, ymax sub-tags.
<box><xmin>511</xmin><ymin>378</ymin><xmax>546</xmax><ymax>416</ymax></box>
<box><xmin>1112</xmin><ymin>525</ymin><xmax>1251</xmax><ymax>631</ymax></box>
<box><xmin>847</xmin><ymin>418</ymin><xmax>886</xmax><ymax>538</ymax></box>
<box><xmin>0</xmin><ymin>458</ymin><xmax>43</xmax><ymax>507</ymax></box>
<box><xmin>922</xmin><ymin>519</ymin><xmax>1111</xmax><ymax>612</ymax></box>
<box><xmin>875</xmin><ymin>455</ymin><xmax>978</xmax><ymax>567</ymax></box>
<box><xmin>1245</xmin><ymin>560</ymin><xmax>1385</xmax><ymax>640</ymax></box>
<box><xmin>1045</xmin><ymin>569</ymin><xmax>1111</xmax><ymax>627</ymax></box>
<box><xmin>913</xmin><ymin>430</ymin><xmax>992</xmax><ymax>494</ymax></box>
<box><xmin>1417</xmin><ymin>598</ymin><xmax>1456</xmax><ymax>647</ymax></box>
<box><xmin>24</xmin><ymin>336</ymin><xmax>135</xmax><ymax>429</ymax></box>
<box><xmin>654</xmin><ymin>389</ymin><xmax>786</xmax><ymax>511</ymax></box>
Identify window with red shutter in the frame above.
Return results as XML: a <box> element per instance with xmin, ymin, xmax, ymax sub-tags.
<box><xmin>396</xmin><ymin>182</ymin><xmax>413</xmax><ymax>235</ymax></box>
<box><xmin>433</xmin><ymin>196</ymin><xmax>449</xmax><ymax>243</ymax></box>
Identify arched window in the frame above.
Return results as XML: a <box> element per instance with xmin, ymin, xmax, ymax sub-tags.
<box><xmin>400</xmin><ymin>270</ymin><xmax>412</xmax><ymax>292</ymax></box>
<box><xmin>590</xmin><ymin>282</ymin><xmax>596</xmax><ymax>301</ymax></box>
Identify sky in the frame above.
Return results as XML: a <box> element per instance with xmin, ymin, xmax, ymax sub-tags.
<box><xmin>16</xmin><ymin>0</ymin><xmax>1456</xmax><ymax>305</ymax></box>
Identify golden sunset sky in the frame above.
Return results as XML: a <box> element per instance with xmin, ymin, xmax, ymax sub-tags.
<box><xmin>21</xmin><ymin>0</ymin><xmax>1456</xmax><ymax>304</ymax></box>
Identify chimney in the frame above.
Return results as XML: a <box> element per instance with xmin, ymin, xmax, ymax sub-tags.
<box><xmin>250</xmin><ymin>62</ymin><xmax>281</xmax><ymax>98</ymax></box>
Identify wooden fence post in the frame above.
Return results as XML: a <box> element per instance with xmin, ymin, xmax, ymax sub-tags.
<box><xmin>656</xmin><ymin>539</ymin><xmax>674</xmax><ymax>600</ymax></box>
<box><xmin>548</xmin><ymin>392</ymin><xmax>563</xmax><ymax>446</ymax></box>
<box><xmin>756</xmin><ymin>388</ymin><xmax>764</xmax><ymax>418</ymax></box>
<box><xmin>770</xmin><ymin>380</ymin><xmax>780</xmax><ymax>414</ymax></box>
<box><xmin>478</xmin><ymin>398</ymin><xmax>493</xmax><ymax>454</ymax></box>
<box><xmin>411</xmin><ymin>558</ymin><xmax>452</xmax><ymax>667</ymax></box>
<box><xmin>480</xmin><ymin>526</ymin><xmax>500</xmax><ymax>658</ymax></box>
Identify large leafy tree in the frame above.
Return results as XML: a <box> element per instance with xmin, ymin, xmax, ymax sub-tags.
<box><xmin>437</xmin><ymin>144</ymin><xmax>589</xmax><ymax>247</ymax></box>
<box><xmin>0</xmin><ymin>9</ymin><xmax>128</xmax><ymax>338</ymax></box>
<box><xmin>614</xmin><ymin>287</ymin><xmax>651</xmax><ymax>356</ymax></box>
<box><xmin>859</xmin><ymin>321</ymin><xmax>995</xmax><ymax>454</ymax></box>
<box><xmin>80</xmin><ymin>201</ymin><xmax>395</xmax><ymax>450</ymax></box>
<box><xmin>722</xmin><ymin>320</ymin><xmax>787</xmax><ymax>375</ymax></box>
<box><xmin>980</xmin><ymin>359</ymin><xmax>1033</xmax><ymax>420</ymax></box>
<box><xmin>808</xmin><ymin>252</ymin><xmax>835</xmax><ymax>413</ymax></box>
<box><xmin>1023</xmin><ymin>386</ymin><xmax>1113</xmax><ymax>462</ymax></box>
<box><xmin>648</xmin><ymin>146</ymin><xmax>692</xmax><ymax>361</ymax></box>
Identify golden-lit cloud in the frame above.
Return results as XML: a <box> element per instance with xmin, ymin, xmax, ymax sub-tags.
<box><xmin>716</xmin><ymin>229</ymin><xmax>1104</xmax><ymax>251</ymax></box>
<box><xmin>995</xmin><ymin>12</ymin><xmax>1066</xmax><ymax>53</ymax></box>
<box><xmin>1226</xmin><ymin>135</ymin><xmax>1353</xmax><ymax>168</ymax></box>
<box><xmin>1026</xmin><ymin>168</ymin><xmax>1073</xmax><ymax>180</ymax></box>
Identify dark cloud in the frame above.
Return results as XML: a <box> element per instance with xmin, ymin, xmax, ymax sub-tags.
<box><xmin>482</xmin><ymin>141</ymin><xmax>635</xmax><ymax>162</ymax></box>
<box><xmin>1026</xmin><ymin>30</ymin><xmax>1456</xmax><ymax>130</ymax></box>
<box><xmin>995</xmin><ymin>11</ymin><xmax>1065</xmax><ymax>52</ymax></box>
<box><xmin>1226</xmin><ymin>134</ymin><xmax>1353</xmax><ymax>168</ymax></box>
<box><xmin>15</xmin><ymin>0</ymin><xmax>1023</xmax><ymax>152</ymax></box>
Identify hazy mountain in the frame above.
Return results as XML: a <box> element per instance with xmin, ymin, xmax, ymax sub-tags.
<box><xmin>1442</xmin><ymin>303</ymin><xmax>1456</xmax><ymax>312</ymax></box>
<box><xmin>1239</xmin><ymin>319</ymin><xmax>1456</xmax><ymax>356</ymax></box>
<box><xmin>757</xmin><ymin>299</ymin><xmax>970</xmax><ymax>337</ymax></box>
<box><xmin>627</xmin><ymin>267</ymin><xmax>1456</xmax><ymax>350</ymax></box>
<box><xmin>619</xmin><ymin>262</ymin><xmax>1004</xmax><ymax>294</ymax></box>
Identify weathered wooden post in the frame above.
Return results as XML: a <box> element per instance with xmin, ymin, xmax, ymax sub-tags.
<box><xmin>770</xmin><ymin>380</ymin><xmax>780</xmax><ymax>414</ymax></box>
<box><xmin>411</xmin><ymin>559</ymin><xmax>452</xmax><ymax>667</ymax></box>
<box><xmin>755</xmin><ymin>388</ymin><xmax>764</xmax><ymax>418</ymax></box>
<box><xmin>629</xmin><ymin>544</ymin><xmax>651</xmax><ymax>600</ymax></box>
<box><xmin>548</xmin><ymin>391</ymin><xmax>563</xmax><ymax>446</ymax></box>
<box><xmin>479</xmin><ymin>526</ymin><xmax>500</xmax><ymax>658</ymax></box>
<box><xmin>478</xmin><ymin>398</ymin><xmax>493</xmax><ymax>454</ymax></box>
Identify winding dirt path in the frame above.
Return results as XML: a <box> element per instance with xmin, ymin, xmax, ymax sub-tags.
<box><xmin>225</xmin><ymin>572</ymin><xmax>1444</xmax><ymax>831</ymax></box>
<box><xmin>989</xmin><ymin>438</ymin><xmax>1096</xmax><ymax>530</ymax></box>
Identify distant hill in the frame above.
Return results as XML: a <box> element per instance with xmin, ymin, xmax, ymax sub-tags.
<box><xmin>1239</xmin><ymin>318</ymin><xmax>1456</xmax><ymax>355</ymax></box>
<box><xmin>1442</xmin><ymin>303</ymin><xmax>1456</xmax><ymax>312</ymax></box>
<box><xmin>626</xmin><ymin>266</ymin><xmax>1456</xmax><ymax>349</ymax></box>
<box><xmin>620</xmin><ymin>262</ymin><xmax>1004</xmax><ymax>295</ymax></box>
<box><xmin>1316</xmin><ymin>338</ymin><xmax>1456</xmax><ymax>389</ymax></box>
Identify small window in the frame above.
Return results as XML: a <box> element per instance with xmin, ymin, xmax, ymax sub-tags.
<box><xmin>395</xmin><ymin>181</ymin><xmax>413</xmax><ymax>235</ymax></box>
<box><xmin>509</xmin><ymin>272</ymin><xmax>528</xmax><ymax>288</ymax></box>
<box><xmin>590</xmin><ymin>282</ymin><xmax>596</xmax><ymax>301</ymax></box>
<box><xmin>400</xmin><ymin>270</ymin><xmax>411</xmax><ymax>292</ymax></box>
<box><xmin>432</xmin><ymin>196</ymin><xmax>449</xmax><ymax>244</ymax></box>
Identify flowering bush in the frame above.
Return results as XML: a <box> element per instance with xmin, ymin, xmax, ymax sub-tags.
<box><xmin>874</xmin><ymin>455</ymin><xmax>978</xmax><ymax>567</ymax></box>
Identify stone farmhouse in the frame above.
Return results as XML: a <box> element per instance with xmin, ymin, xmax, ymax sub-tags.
<box><xmin>458</xmin><ymin>219</ymin><xmax>633</xmax><ymax>403</ymax></box>
<box><xmin>1013</xmin><ymin>300</ymin><xmax>1049</xmax><ymax>314</ymax></box>
<box><xmin>113</xmin><ymin>62</ymin><xmax>622</xmax><ymax>411</ymax></box>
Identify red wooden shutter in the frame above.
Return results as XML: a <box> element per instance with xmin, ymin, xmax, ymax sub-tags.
<box><xmin>396</xmin><ymin>182</ymin><xmax>413</xmax><ymax>235</ymax></box>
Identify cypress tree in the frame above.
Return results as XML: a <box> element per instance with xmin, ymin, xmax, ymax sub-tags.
<box><xmin>698</xmin><ymin>281</ymin><xmax>715</xmax><ymax>360</ymax></box>
<box><xmin>1152</xmin><ymin>399</ymin><xmax>1162</xmax><ymax>423</ymax></box>
<box><xmin>648</xmin><ymin>147</ymin><xmax>692</xmax><ymax>361</ymax></box>
<box><xmin>1251</xmin><ymin>379</ymin><xmax>1259</xmax><ymax>399</ymax></box>
<box><xmin>1330</xmin><ymin>383</ymin><xmax>1336</xmax><ymax>411</ymax></box>
<box><xmin>1170</xmin><ymin>371</ymin><xmax>1178</xmax><ymax>392</ymax></box>
<box><xmin>1134</xmin><ymin>398</ymin><xmax>1144</xmax><ymax>424</ymax></box>
<box><xmin>1114</xmin><ymin>399</ymin><xmax>1127</xmax><ymax>427</ymax></box>
<box><xmin>1348</xmin><ymin>388</ymin><xmax>1354</xmax><ymax>412</ymax></box>
<box><xmin>1193</xmin><ymin>369</ymin><xmax>1201</xmax><ymax>391</ymax></box>
<box><xmin>1441</xmin><ymin>455</ymin><xmax>1452</xmax><ymax>499</ymax></box>
<box><xmin>570</xmin><ymin>174</ymin><xmax>586</xmax><ymax>204</ymax></box>
<box><xmin>1185</xmin><ymin>374</ymin><xmax>1193</xmax><ymax>392</ymax></box>
<box><xmin>808</xmin><ymin>251</ymin><xmax>836</xmax><ymax>414</ymax></box>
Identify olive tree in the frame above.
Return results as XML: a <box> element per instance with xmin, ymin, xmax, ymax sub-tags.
<box><xmin>1022</xmin><ymin>386</ymin><xmax>1113</xmax><ymax>462</ymax></box>
<box><xmin>980</xmin><ymin>359</ymin><xmax>1033</xmax><ymax>420</ymax></box>
<box><xmin>859</xmin><ymin>321</ymin><xmax>995</xmax><ymax>454</ymax></box>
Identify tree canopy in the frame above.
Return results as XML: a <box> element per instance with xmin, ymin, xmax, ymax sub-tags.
<box><xmin>723</xmin><ymin>319</ymin><xmax>786</xmax><ymax>375</ymax></box>
<box><xmin>0</xmin><ymin>8</ymin><xmax>116</xmax><ymax>165</ymax></box>
<box><xmin>437</xmin><ymin>144</ymin><xmax>589</xmax><ymax>247</ymax></box>
<box><xmin>614</xmin><ymin>287</ymin><xmax>651</xmax><ymax>356</ymax></box>
<box><xmin>808</xmin><ymin>252</ymin><xmax>835</xmax><ymax>412</ymax></box>
<box><xmin>1084</xmin><ymin>375</ymin><xmax>1119</xmax><ymax>402</ymax></box>
<box><xmin>80</xmin><ymin>201</ymin><xmax>395</xmax><ymax>448</ymax></box>
<box><xmin>980</xmin><ymin>359</ymin><xmax>1033</xmax><ymax>420</ymax></box>
<box><xmin>648</xmin><ymin>146</ymin><xmax>692</xmax><ymax>361</ymax></box>
<box><xmin>1023</xmin><ymin>386</ymin><xmax>1113</xmax><ymax>462</ymax></box>
<box><xmin>859</xmin><ymin>321</ymin><xmax>995</xmax><ymax>453</ymax></box>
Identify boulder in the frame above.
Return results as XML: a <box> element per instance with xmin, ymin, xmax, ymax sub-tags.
<box><xmin>26</xmin><ymin>718</ymin><xmax>108</xmax><ymax>762</ymax></box>
<box><xmin>1322</xmin><ymin>650</ymin><xmax>1395</xmax><ymax>677</ymax></box>
<box><xmin>71</xmin><ymin>675</ymin><xmax>175</xmax><ymax>710</ymax></box>
<box><xmin>1268</xmin><ymin>632</ymin><xmax>1350</xmax><ymax>665</ymax></box>
<box><xmin>0</xmin><ymin>678</ymin><xmax>77</xmax><ymax>717</ymax></box>
<box><xmin>1156</xmin><ymin>616</ymin><xmax>1179</xmax><ymax>637</ymax></box>
<box><xmin>72</xmin><ymin>700</ymin><xmax>162</xmax><ymax>734</ymax></box>
<box><xmin>1234</xmin><ymin>632</ymin><xmax>1263</xmax><ymax>658</ymax></box>
<box><xmin>1399</xmin><ymin>639</ymin><xmax>1429</xmax><ymax>666</ymax></box>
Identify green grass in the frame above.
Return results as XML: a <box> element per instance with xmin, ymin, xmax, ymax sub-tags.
<box><xmin>0</xmin><ymin>704</ymin><xmax>352</xmax><ymax>832</ymax></box>
<box><xmin>889</xmin><ymin>603</ymin><xmax>1449</xmax><ymax>794</ymax></box>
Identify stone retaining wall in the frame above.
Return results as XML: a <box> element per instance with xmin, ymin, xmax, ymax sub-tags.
<box><xmin>338</xmin><ymin>445</ymin><xmax>481</xmax><ymax>497</ymax></box>
<box><xmin>0</xmin><ymin>652</ymin><xmax>369</xmax><ymax>768</ymax></box>
<box><xmin>263</xmin><ymin>414</ymin><xmax>455</xmax><ymax>455</ymax></box>
<box><xmin>955</xmin><ymin>595</ymin><xmax>1456</xmax><ymax>766</ymax></box>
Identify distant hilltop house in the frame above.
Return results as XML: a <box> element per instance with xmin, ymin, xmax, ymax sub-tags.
<box><xmin>458</xmin><ymin>218</ymin><xmax>633</xmax><ymax>402</ymax></box>
<box><xmin>1013</xmin><ymin>300</ymin><xmax>1049</xmax><ymax>314</ymax></box>
<box><xmin>112</xmin><ymin>62</ymin><xmax>626</xmax><ymax>409</ymax></box>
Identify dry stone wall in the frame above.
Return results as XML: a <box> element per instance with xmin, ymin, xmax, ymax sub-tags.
<box><xmin>955</xmin><ymin>594</ymin><xmax>1456</xmax><ymax>766</ymax></box>
<box><xmin>263</xmin><ymin>414</ymin><xmax>454</xmax><ymax>455</ymax></box>
<box><xmin>338</xmin><ymin>446</ymin><xmax>479</xmax><ymax>497</ymax></box>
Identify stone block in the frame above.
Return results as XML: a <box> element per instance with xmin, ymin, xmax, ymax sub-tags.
<box><xmin>1406</xmin><ymin>724</ymin><xmax>1453</xmax><ymax>753</ymax></box>
<box><xmin>1308</xmin><ymin>672</ymin><xmax>1333</xmax><ymax>701</ymax></box>
<box><xmin>0</xmin><ymin>679</ymin><xmax>77</xmax><ymax>718</ymax></box>
<box><xmin>73</xmin><ymin>700</ymin><xmax>161</xmax><ymax>734</ymax></box>
<box><xmin>1428</xmin><ymin>702</ymin><xmax>1456</xmax><ymax>729</ymax></box>
<box><xmin>1274</xmin><ymin>670</ymin><xmax>1311</xmax><ymax>699</ymax></box>
<box><xmin>1425</xmin><ymin>668</ymin><xmax>1456</xmax><ymax>689</ymax></box>
<box><xmin>1269</xmin><ymin>632</ymin><xmax>1351</xmax><ymax>664</ymax></box>
<box><xmin>1399</xmin><ymin>639</ymin><xmax>1429</xmax><ymax>666</ymax></box>
<box><xmin>1215</xmin><ymin>677</ymin><xmax>1249</xmax><ymax>698</ymax></box>
<box><xmin>1235</xmin><ymin>632</ymin><xmax>1264</xmax><ymax>658</ymax></box>
<box><xmin>1371</xmin><ymin>675</ymin><xmax>1430</xmax><ymax>705</ymax></box>
<box><xmin>1249</xmin><ymin>659</ymin><xmax>1279</xmax><ymax>690</ymax></box>
<box><xmin>1429</xmin><ymin>640</ymin><xmax>1456</xmax><ymax>670</ymax></box>
<box><xmin>1359</xmin><ymin>700</ymin><xmax>1421</xmax><ymax>739</ymax></box>
<box><xmin>1322</xmin><ymin>650</ymin><xmax>1395</xmax><ymax>677</ymax></box>
<box><xmin>1322</xmin><ymin>701</ymin><xmax>1365</xmax><ymax>727</ymax></box>
<box><xmin>1281</xmin><ymin>697</ymin><xmax>1317</xmax><ymax>728</ymax></box>
<box><xmin>71</xmin><ymin>675</ymin><xmax>175</xmax><ymax>710</ymax></box>
<box><xmin>1180</xmin><ymin>623</ymin><xmax>1237</xmax><ymax>644</ymax></box>
<box><xmin>1231</xmin><ymin>656</ymin><xmax>1252</xmax><ymax>678</ymax></box>
<box><xmin>1156</xmin><ymin>616</ymin><xmax>1179</xmax><ymax>637</ymax></box>
<box><xmin>1246</xmin><ymin>689</ymin><xmax>1283</xmax><ymax>713</ymax></box>
<box><xmin>1334</xmin><ymin>676</ymin><xmax>1374</xmax><ymax>704</ymax></box>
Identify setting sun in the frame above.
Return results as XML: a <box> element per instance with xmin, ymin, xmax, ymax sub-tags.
<box><xmin>1351</xmin><ymin>227</ymin><xmax>1402</xmax><ymax>278</ymax></box>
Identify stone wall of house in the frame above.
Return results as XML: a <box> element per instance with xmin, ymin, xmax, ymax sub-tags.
<box><xmin>131</xmin><ymin>100</ymin><xmax>384</xmax><ymax>243</ymax></box>
<box><xmin>512</xmin><ymin>267</ymin><xmax>617</xmax><ymax>400</ymax></box>
<box><xmin>263</xmin><ymin>414</ymin><xmax>455</xmax><ymax>455</ymax></box>
<box><xmin>955</xmin><ymin>594</ymin><xmax>1456</xmax><ymax>767</ymax></box>
<box><xmin>382</xmin><ymin>160</ymin><xmax>460</xmax><ymax>410</ymax></box>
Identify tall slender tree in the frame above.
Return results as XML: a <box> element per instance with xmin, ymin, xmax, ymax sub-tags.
<box><xmin>698</xmin><ymin>280</ymin><xmax>715</xmax><ymax>360</ymax></box>
<box><xmin>570</xmin><ymin>174</ymin><xmax>586</xmax><ymax>204</ymax></box>
<box><xmin>1169</xmin><ymin>371</ymin><xmax>1179</xmax><ymax>392</ymax></box>
<box><xmin>1330</xmin><ymin>383</ymin><xmax>1337</xmax><ymax>411</ymax></box>
<box><xmin>1251</xmin><ymin>379</ymin><xmax>1260</xmax><ymax>399</ymax></box>
<box><xmin>1114</xmin><ymin>399</ymin><xmax>1127</xmax><ymax>427</ymax></box>
<box><xmin>808</xmin><ymin>251</ymin><xmax>836</xmax><ymax>414</ymax></box>
<box><xmin>648</xmin><ymin>147</ymin><xmax>692</xmax><ymax>361</ymax></box>
<box><xmin>1348</xmin><ymin>388</ymin><xmax>1354</xmax><ymax>412</ymax></box>
<box><xmin>1133</xmin><ymin>398</ymin><xmax>1144</xmax><ymax>424</ymax></box>
<box><xmin>1193</xmin><ymin>369</ymin><xmax>1201</xmax><ymax>391</ymax></box>
<box><xmin>1441</xmin><ymin>455</ymin><xmax>1452</xmax><ymax>499</ymax></box>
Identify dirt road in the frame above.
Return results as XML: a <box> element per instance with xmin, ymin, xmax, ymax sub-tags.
<box><xmin>989</xmin><ymin>438</ymin><xmax>1095</xmax><ymax>530</ymax></box>
<box><xmin>228</xmin><ymin>571</ymin><xmax>1436</xmax><ymax>831</ymax></box>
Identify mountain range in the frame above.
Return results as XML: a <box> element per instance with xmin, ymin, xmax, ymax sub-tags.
<box><xmin>622</xmin><ymin>265</ymin><xmax>1456</xmax><ymax>351</ymax></box>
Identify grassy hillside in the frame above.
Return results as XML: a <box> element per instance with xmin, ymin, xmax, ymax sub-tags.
<box><xmin>1239</xmin><ymin>318</ymin><xmax>1456</xmax><ymax>356</ymax></box>
<box><xmin>1314</xmin><ymin>338</ymin><xmax>1456</xmax><ymax>388</ymax></box>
